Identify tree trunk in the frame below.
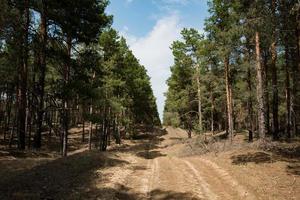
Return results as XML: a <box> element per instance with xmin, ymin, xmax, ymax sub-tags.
<box><xmin>89</xmin><ymin>103</ymin><xmax>93</xmax><ymax>150</ymax></box>
<box><xmin>224</xmin><ymin>56</ymin><xmax>234</xmax><ymax>141</ymax></box>
<box><xmin>48</xmin><ymin>109</ymin><xmax>53</xmax><ymax>143</ymax></box>
<box><xmin>115</xmin><ymin>116</ymin><xmax>121</xmax><ymax>144</ymax></box>
<box><xmin>62</xmin><ymin>35</ymin><xmax>71</xmax><ymax>157</ymax></box>
<box><xmin>196</xmin><ymin>64</ymin><xmax>203</xmax><ymax>132</ymax></box>
<box><xmin>246</xmin><ymin>46</ymin><xmax>254</xmax><ymax>136</ymax></box>
<box><xmin>27</xmin><ymin>93</ymin><xmax>32</xmax><ymax>148</ymax></box>
<box><xmin>105</xmin><ymin>107</ymin><xmax>110</xmax><ymax>150</ymax></box>
<box><xmin>291</xmin><ymin>17</ymin><xmax>300</xmax><ymax>137</ymax></box>
<box><xmin>4</xmin><ymin>89</ymin><xmax>13</xmax><ymax>142</ymax></box>
<box><xmin>100</xmin><ymin>117</ymin><xmax>104</xmax><ymax>150</ymax></box>
<box><xmin>34</xmin><ymin>0</ymin><xmax>47</xmax><ymax>148</ymax></box>
<box><xmin>271</xmin><ymin>41</ymin><xmax>279</xmax><ymax>140</ymax></box>
<box><xmin>210</xmin><ymin>90</ymin><xmax>214</xmax><ymax>133</ymax></box>
<box><xmin>255</xmin><ymin>31</ymin><xmax>267</xmax><ymax>139</ymax></box>
<box><xmin>296</xmin><ymin>11</ymin><xmax>300</xmax><ymax>135</ymax></box>
<box><xmin>284</xmin><ymin>44</ymin><xmax>291</xmax><ymax>139</ymax></box>
<box><xmin>263</xmin><ymin>52</ymin><xmax>270</xmax><ymax>134</ymax></box>
<box><xmin>9</xmin><ymin>110</ymin><xmax>17</xmax><ymax>148</ymax></box>
<box><xmin>101</xmin><ymin>118</ymin><xmax>107</xmax><ymax>151</ymax></box>
<box><xmin>270</xmin><ymin>0</ymin><xmax>279</xmax><ymax>140</ymax></box>
<box><xmin>17</xmin><ymin>0</ymin><xmax>30</xmax><ymax>150</ymax></box>
<box><xmin>82</xmin><ymin>120</ymin><xmax>85</xmax><ymax>142</ymax></box>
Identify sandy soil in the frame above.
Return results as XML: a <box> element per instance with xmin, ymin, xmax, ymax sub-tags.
<box><xmin>0</xmin><ymin>127</ymin><xmax>299</xmax><ymax>199</ymax></box>
<box><xmin>90</xmin><ymin>127</ymin><xmax>300</xmax><ymax>200</ymax></box>
<box><xmin>97</xmin><ymin>127</ymin><xmax>256</xmax><ymax>200</ymax></box>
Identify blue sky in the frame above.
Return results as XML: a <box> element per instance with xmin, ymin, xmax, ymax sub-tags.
<box><xmin>107</xmin><ymin>0</ymin><xmax>209</xmax><ymax>119</ymax></box>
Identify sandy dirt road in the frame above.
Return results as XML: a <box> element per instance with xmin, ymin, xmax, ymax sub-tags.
<box><xmin>1</xmin><ymin>127</ymin><xmax>298</xmax><ymax>199</ymax></box>
<box><xmin>100</xmin><ymin>127</ymin><xmax>257</xmax><ymax>200</ymax></box>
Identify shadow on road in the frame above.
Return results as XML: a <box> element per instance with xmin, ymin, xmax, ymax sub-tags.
<box><xmin>0</xmin><ymin>128</ymin><xmax>177</xmax><ymax>199</ymax></box>
<box><xmin>0</xmin><ymin>150</ymin><xmax>129</xmax><ymax>199</ymax></box>
<box><xmin>115</xmin><ymin>184</ymin><xmax>204</xmax><ymax>200</ymax></box>
<box><xmin>110</xmin><ymin>130</ymin><xmax>167</xmax><ymax>160</ymax></box>
<box><xmin>136</xmin><ymin>150</ymin><xmax>166</xmax><ymax>159</ymax></box>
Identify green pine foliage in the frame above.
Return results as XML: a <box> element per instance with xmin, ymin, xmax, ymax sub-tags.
<box><xmin>0</xmin><ymin>0</ymin><xmax>160</xmax><ymax>154</ymax></box>
<box><xmin>164</xmin><ymin>0</ymin><xmax>300</xmax><ymax>139</ymax></box>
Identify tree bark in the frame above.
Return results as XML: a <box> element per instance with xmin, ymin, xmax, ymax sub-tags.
<box><xmin>89</xmin><ymin>103</ymin><xmax>93</xmax><ymax>150</ymax></box>
<box><xmin>291</xmin><ymin>9</ymin><xmax>300</xmax><ymax>137</ymax></box>
<box><xmin>115</xmin><ymin>116</ymin><xmax>121</xmax><ymax>144</ymax></box>
<box><xmin>210</xmin><ymin>90</ymin><xmax>215</xmax><ymax>133</ymax></box>
<box><xmin>271</xmin><ymin>41</ymin><xmax>279</xmax><ymax>140</ymax></box>
<box><xmin>246</xmin><ymin>45</ymin><xmax>254</xmax><ymax>136</ymax></box>
<box><xmin>296</xmin><ymin>9</ymin><xmax>300</xmax><ymax>135</ymax></box>
<box><xmin>195</xmin><ymin>64</ymin><xmax>203</xmax><ymax>132</ymax></box>
<box><xmin>270</xmin><ymin>0</ymin><xmax>279</xmax><ymax>140</ymax></box>
<box><xmin>62</xmin><ymin>35</ymin><xmax>71</xmax><ymax>157</ymax></box>
<box><xmin>34</xmin><ymin>0</ymin><xmax>47</xmax><ymax>148</ymax></box>
<box><xmin>4</xmin><ymin>89</ymin><xmax>13</xmax><ymax>142</ymax></box>
<box><xmin>17</xmin><ymin>0</ymin><xmax>30</xmax><ymax>150</ymax></box>
<box><xmin>255</xmin><ymin>31</ymin><xmax>267</xmax><ymax>139</ymax></box>
<box><xmin>263</xmin><ymin>52</ymin><xmax>270</xmax><ymax>134</ymax></box>
<box><xmin>224</xmin><ymin>56</ymin><xmax>234</xmax><ymax>141</ymax></box>
<box><xmin>284</xmin><ymin>44</ymin><xmax>291</xmax><ymax>139</ymax></box>
<box><xmin>27</xmin><ymin>92</ymin><xmax>32</xmax><ymax>148</ymax></box>
<box><xmin>82</xmin><ymin>120</ymin><xmax>85</xmax><ymax>142</ymax></box>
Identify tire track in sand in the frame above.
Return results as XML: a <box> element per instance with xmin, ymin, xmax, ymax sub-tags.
<box><xmin>169</xmin><ymin>156</ymin><xmax>217</xmax><ymax>200</ymax></box>
<box><xmin>190</xmin><ymin>157</ymin><xmax>257</xmax><ymax>200</ymax></box>
<box><xmin>146</xmin><ymin>158</ymin><xmax>159</xmax><ymax>198</ymax></box>
<box><xmin>182</xmin><ymin>159</ymin><xmax>218</xmax><ymax>200</ymax></box>
<box><xmin>114</xmin><ymin>127</ymin><xmax>257</xmax><ymax>200</ymax></box>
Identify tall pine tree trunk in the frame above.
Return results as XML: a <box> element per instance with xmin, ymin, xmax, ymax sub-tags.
<box><xmin>196</xmin><ymin>64</ymin><xmax>202</xmax><ymax>132</ymax></box>
<box><xmin>246</xmin><ymin>44</ymin><xmax>254</xmax><ymax>136</ymax></box>
<box><xmin>255</xmin><ymin>31</ymin><xmax>266</xmax><ymax>139</ymax></box>
<box><xmin>284</xmin><ymin>44</ymin><xmax>291</xmax><ymax>138</ymax></box>
<box><xmin>82</xmin><ymin>112</ymin><xmax>85</xmax><ymax>142</ymax></box>
<box><xmin>263</xmin><ymin>52</ymin><xmax>270</xmax><ymax>134</ymax></box>
<box><xmin>34</xmin><ymin>0</ymin><xmax>47</xmax><ymax>148</ymax></box>
<box><xmin>296</xmin><ymin>10</ymin><xmax>300</xmax><ymax>135</ymax></box>
<box><xmin>210</xmin><ymin>90</ymin><xmax>215</xmax><ymax>133</ymax></box>
<box><xmin>291</xmin><ymin>11</ymin><xmax>299</xmax><ymax>137</ymax></box>
<box><xmin>224</xmin><ymin>56</ymin><xmax>234</xmax><ymax>141</ymax></box>
<box><xmin>280</xmin><ymin>0</ymin><xmax>292</xmax><ymax>138</ymax></box>
<box><xmin>62</xmin><ymin>35</ymin><xmax>71</xmax><ymax>156</ymax></box>
<box><xmin>4</xmin><ymin>89</ymin><xmax>13</xmax><ymax>142</ymax></box>
<box><xmin>271</xmin><ymin>37</ymin><xmax>279</xmax><ymax>140</ymax></box>
<box><xmin>89</xmin><ymin>102</ymin><xmax>93</xmax><ymax>150</ymax></box>
<box><xmin>17</xmin><ymin>0</ymin><xmax>30</xmax><ymax>149</ymax></box>
<box><xmin>270</xmin><ymin>0</ymin><xmax>279</xmax><ymax>140</ymax></box>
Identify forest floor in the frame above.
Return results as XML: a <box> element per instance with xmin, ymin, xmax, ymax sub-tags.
<box><xmin>0</xmin><ymin>126</ymin><xmax>299</xmax><ymax>199</ymax></box>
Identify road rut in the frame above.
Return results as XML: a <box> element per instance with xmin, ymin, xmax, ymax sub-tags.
<box><xmin>111</xmin><ymin>127</ymin><xmax>256</xmax><ymax>200</ymax></box>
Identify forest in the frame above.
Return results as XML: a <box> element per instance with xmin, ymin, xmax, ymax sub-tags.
<box><xmin>0</xmin><ymin>0</ymin><xmax>300</xmax><ymax>199</ymax></box>
<box><xmin>0</xmin><ymin>0</ymin><xmax>160</xmax><ymax>156</ymax></box>
<box><xmin>164</xmin><ymin>0</ymin><xmax>300</xmax><ymax>142</ymax></box>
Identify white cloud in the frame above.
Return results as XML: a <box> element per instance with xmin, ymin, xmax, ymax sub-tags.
<box><xmin>121</xmin><ymin>14</ymin><xmax>182</xmax><ymax>120</ymax></box>
<box><xmin>152</xmin><ymin>0</ymin><xmax>196</xmax><ymax>12</ymax></box>
<box><xmin>161</xmin><ymin>0</ymin><xmax>190</xmax><ymax>5</ymax></box>
<box><xmin>119</xmin><ymin>26</ymin><xmax>137</xmax><ymax>47</ymax></box>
